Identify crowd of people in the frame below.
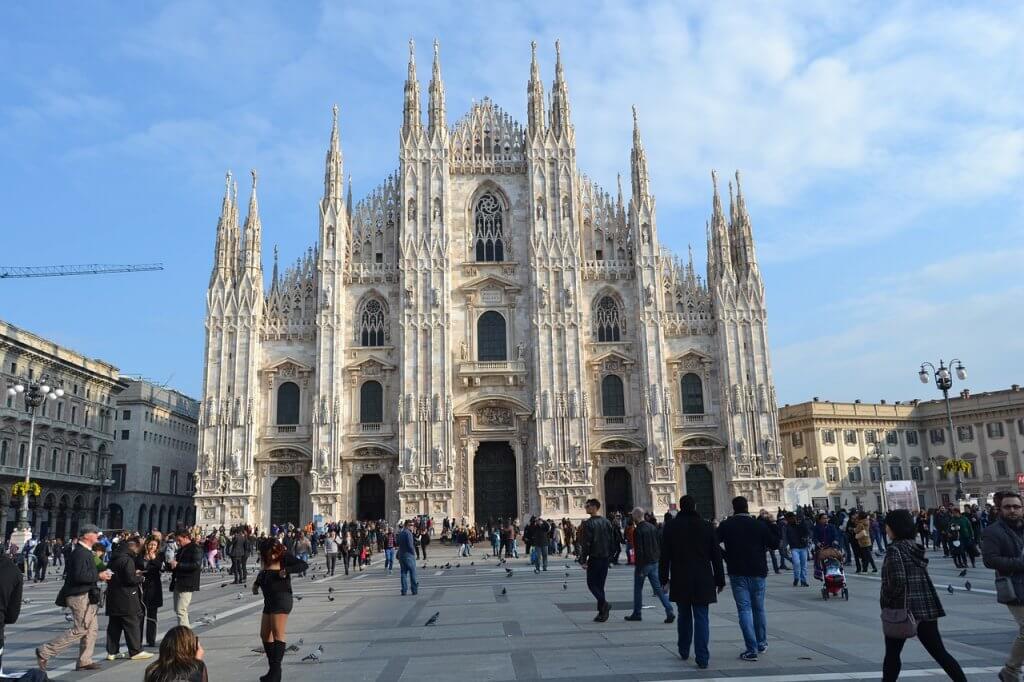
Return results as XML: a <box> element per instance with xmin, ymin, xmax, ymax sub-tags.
<box><xmin>2</xmin><ymin>493</ymin><xmax>1024</xmax><ymax>680</ymax></box>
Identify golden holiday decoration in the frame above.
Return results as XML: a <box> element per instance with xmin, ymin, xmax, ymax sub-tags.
<box><xmin>12</xmin><ymin>480</ymin><xmax>42</xmax><ymax>498</ymax></box>
<box><xmin>942</xmin><ymin>459</ymin><xmax>972</xmax><ymax>476</ymax></box>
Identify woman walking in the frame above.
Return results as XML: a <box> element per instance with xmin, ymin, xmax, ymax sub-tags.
<box><xmin>880</xmin><ymin>509</ymin><xmax>966</xmax><ymax>682</ymax></box>
<box><xmin>141</xmin><ymin>538</ymin><xmax>164</xmax><ymax>647</ymax></box>
<box><xmin>253</xmin><ymin>539</ymin><xmax>307</xmax><ymax>682</ymax></box>
<box><xmin>143</xmin><ymin>625</ymin><xmax>207</xmax><ymax>682</ymax></box>
<box><xmin>324</xmin><ymin>530</ymin><xmax>339</xmax><ymax>577</ymax></box>
<box><xmin>855</xmin><ymin>513</ymin><xmax>877</xmax><ymax>573</ymax></box>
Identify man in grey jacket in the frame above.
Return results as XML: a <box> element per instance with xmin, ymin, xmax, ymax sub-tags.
<box><xmin>624</xmin><ymin>507</ymin><xmax>674</xmax><ymax>623</ymax></box>
<box><xmin>981</xmin><ymin>490</ymin><xmax>1024</xmax><ymax>682</ymax></box>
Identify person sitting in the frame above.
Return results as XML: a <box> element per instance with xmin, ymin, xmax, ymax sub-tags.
<box><xmin>143</xmin><ymin>625</ymin><xmax>208</xmax><ymax>682</ymax></box>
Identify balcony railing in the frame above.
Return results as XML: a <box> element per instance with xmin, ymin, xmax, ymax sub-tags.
<box><xmin>673</xmin><ymin>413</ymin><xmax>717</xmax><ymax>429</ymax></box>
<box><xmin>262</xmin><ymin>425</ymin><xmax>311</xmax><ymax>440</ymax></box>
<box><xmin>591</xmin><ymin>416</ymin><xmax>638</xmax><ymax>431</ymax></box>
<box><xmin>457</xmin><ymin>359</ymin><xmax>528</xmax><ymax>387</ymax></box>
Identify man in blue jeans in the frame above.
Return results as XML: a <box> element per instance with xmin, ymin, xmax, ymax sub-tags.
<box><xmin>716</xmin><ymin>496</ymin><xmax>778</xmax><ymax>661</ymax></box>
<box><xmin>624</xmin><ymin>507</ymin><xmax>675</xmax><ymax>623</ymax></box>
<box><xmin>396</xmin><ymin>520</ymin><xmax>418</xmax><ymax>596</ymax></box>
<box><xmin>784</xmin><ymin>512</ymin><xmax>811</xmax><ymax>587</ymax></box>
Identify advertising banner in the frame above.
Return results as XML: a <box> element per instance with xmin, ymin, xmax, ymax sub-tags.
<box><xmin>884</xmin><ymin>480</ymin><xmax>919</xmax><ymax>511</ymax></box>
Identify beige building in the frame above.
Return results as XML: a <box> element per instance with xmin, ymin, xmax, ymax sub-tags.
<box><xmin>0</xmin><ymin>319</ymin><xmax>121</xmax><ymax>540</ymax></box>
<box><xmin>779</xmin><ymin>386</ymin><xmax>1024</xmax><ymax>510</ymax></box>
<box><xmin>110</xmin><ymin>379</ymin><xmax>199</xmax><ymax>533</ymax></box>
<box><xmin>196</xmin><ymin>41</ymin><xmax>785</xmax><ymax>530</ymax></box>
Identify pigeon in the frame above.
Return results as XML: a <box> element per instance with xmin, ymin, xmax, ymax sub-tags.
<box><xmin>422</xmin><ymin>564</ymin><xmax>427</xmax><ymax>569</ymax></box>
<box><xmin>470</xmin><ymin>562</ymin><xmax>474</xmax><ymax>566</ymax></box>
<box><xmin>195</xmin><ymin>614</ymin><xmax>217</xmax><ymax>627</ymax></box>
<box><xmin>947</xmin><ymin>584</ymin><xmax>954</xmax><ymax>594</ymax></box>
<box><xmin>220</xmin><ymin>583</ymin><xmax>228</xmax><ymax>588</ymax></box>
<box><xmin>534</xmin><ymin>567</ymin><xmax>540</xmax><ymax>574</ymax></box>
<box><xmin>456</xmin><ymin>563</ymin><xmax>461</xmax><ymax>568</ymax></box>
<box><xmin>562</xmin><ymin>582</ymin><xmax>568</xmax><ymax>590</ymax></box>
<box><xmin>301</xmin><ymin>644</ymin><xmax>324</xmax><ymax>663</ymax></box>
<box><xmin>294</xmin><ymin>594</ymin><xmax>304</xmax><ymax>601</ymax></box>
<box><xmin>250</xmin><ymin>647</ymin><xmax>264</xmax><ymax>654</ymax></box>
<box><xmin>505</xmin><ymin>568</ymin><xmax>514</xmax><ymax>577</ymax></box>
<box><xmin>327</xmin><ymin>595</ymin><xmax>335</xmax><ymax>602</ymax></box>
<box><xmin>964</xmin><ymin>581</ymin><xmax>972</xmax><ymax>591</ymax></box>
<box><xmin>22</xmin><ymin>599</ymin><xmax>32</xmax><ymax>605</ymax></box>
<box><xmin>65</xmin><ymin>612</ymin><xmax>74</xmax><ymax>622</ymax></box>
<box><xmin>958</xmin><ymin>569</ymin><xmax>967</xmax><ymax>577</ymax></box>
<box><xmin>424</xmin><ymin>611</ymin><xmax>440</xmax><ymax>626</ymax></box>
<box><xmin>501</xmin><ymin>587</ymin><xmax>507</xmax><ymax>595</ymax></box>
<box><xmin>237</xmin><ymin>592</ymin><xmax>244</xmax><ymax>600</ymax></box>
<box><xmin>565</xmin><ymin>571</ymin><xmax>570</xmax><ymax>577</ymax></box>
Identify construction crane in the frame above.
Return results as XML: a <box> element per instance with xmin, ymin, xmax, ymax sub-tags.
<box><xmin>0</xmin><ymin>263</ymin><xmax>164</xmax><ymax>279</ymax></box>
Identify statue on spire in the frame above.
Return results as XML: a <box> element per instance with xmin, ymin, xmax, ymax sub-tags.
<box><xmin>403</xmin><ymin>38</ymin><xmax>421</xmax><ymax>137</ymax></box>
<box><xmin>428</xmin><ymin>38</ymin><xmax>446</xmax><ymax>135</ymax></box>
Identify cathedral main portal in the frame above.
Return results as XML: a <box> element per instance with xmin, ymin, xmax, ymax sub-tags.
<box><xmin>473</xmin><ymin>441</ymin><xmax>517</xmax><ymax>526</ymax></box>
<box><xmin>270</xmin><ymin>477</ymin><xmax>301</xmax><ymax>528</ymax></box>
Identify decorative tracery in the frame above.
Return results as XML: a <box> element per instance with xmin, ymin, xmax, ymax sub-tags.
<box><xmin>357</xmin><ymin>297</ymin><xmax>390</xmax><ymax>346</ymax></box>
<box><xmin>474</xmin><ymin>193</ymin><xmax>504</xmax><ymax>262</ymax></box>
<box><xmin>594</xmin><ymin>295</ymin><xmax>624</xmax><ymax>342</ymax></box>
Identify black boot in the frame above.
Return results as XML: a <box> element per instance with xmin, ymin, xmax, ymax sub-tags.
<box><xmin>259</xmin><ymin>641</ymin><xmax>273</xmax><ymax>682</ymax></box>
<box><xmin>267</xmin><ymin>641</ymin><xmax>285</xmax><ymax>682</ymax></box>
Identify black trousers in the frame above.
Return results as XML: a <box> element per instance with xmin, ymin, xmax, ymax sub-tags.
<box><xmin>341</xmin><ymin>551</ymin><xmax>351</xmax><ymax>574</ymax></box>
<box><xmin>141</xmin><ymin>600</ymin><xmax>159</xmax><ymax>646</ymax></box>
<box><xmin>857</xmin><ymin>545</ymin><xmax>877</xmax><ymax>571</ymax></box>
<box><xmin>882</xmin><ymin>619</ymin><xmax>966</xmax><ymax>682</ymax></box>
<box><xmin>107</xmin><ymin>611</ymin><xmax>142</xmax><ymax>656</ymax></box>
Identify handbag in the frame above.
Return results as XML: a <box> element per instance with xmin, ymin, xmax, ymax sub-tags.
<box><xmin>995</xmin><ymin>575</ymin><xmax>1019</xmax><ymax>604</ymax></box>
<box><xmin>880</xmin><ymin>545</ymin><xmax>917</xmax><ymax>639</ymax></box>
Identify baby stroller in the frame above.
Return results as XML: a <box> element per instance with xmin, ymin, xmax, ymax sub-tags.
<box><xmin>815</xmin><ymin>545</ymin><xmax>849</xmax><ymax>600</ymax></box>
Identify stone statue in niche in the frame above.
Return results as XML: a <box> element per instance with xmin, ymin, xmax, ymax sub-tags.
<box><xmin>545</xmin><ymin>445</ymin><xmax>554</xmax><ymax>466</ymax></box>
<box><xmin>322</xmin><ymin>284</ymin><xmax>332</xmax><ymax>308</ymax></box>
<box><xmin>736</xmin><ymin>437</ymin><xmax>746</xmax><ymax>457</ymax></box>
<box><xmin>460</xmin><ymin>341</ymin><xmax>468</xmax><ymax>360</ymax></box>
<box><xmin>563</xmin><ymin>287</ymin><xmax>574</xmax><ymax>307</ymax></box>
<box><xmin>432</xmin><ymin>198</ymin><xmax>442</xmax><ymax>221</ymax></box>
<box><xmin>538</xmin><ymin>285</ymin><xmax>548</xmax><ymax>308</ymax></box>
<box><xmin>407</xmin><ymin>198</ymin><xmax>416</xmax><ymax>221</ymax></box>
<box><xmin>645</xmin><ymin>284</ymin><xmax>655</xmax><ymax>306</ymax></box>
<box><xmin>431</xmin><ymin>288</ymin><xmax>439</xmax><ymax>307</ymax></box>
<box><xmin>536</xmin><ymin>198</ymin><xmax>545</xmax><ymax>220</ymax></box>
<box><xmin>516</xmin><ymin>343</ymin><xmax>525</xmax><ymax>361</ymax></box>
<box><xmin>231</xmin><ymin>451</ymin><xmax>241</xmax><ymax>475</ymax></box>
<box><xmin>404</xmin><ymin>287</ymin><xmax>414</xmax><ymax>307</ymax></box>
<box><xmin>568</xmin><ymin>390</ymin><xmax>578</xmax><ymax>418</ymax></box>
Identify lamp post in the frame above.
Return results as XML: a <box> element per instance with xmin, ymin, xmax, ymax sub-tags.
<box><xmin>97</xmin><ymin>476</ymin><xmax>116</xmax><ymax>528</ymax></box>
<box><xmin>871</xmin><ymin>447</ymin><xmax>889</xmax><ymax>513</ymax></box>
<box><xmin>923</xmin><ymin>456</ymin><xmax>942</xmax><ymax>508</ymax></box>
<box><xmin>6</xmin><ymin>376</ymin><xmax>64</xmax><ymax>546</ymax></box>
<box><xmin>918</xmin><ymin>359</ymin><xmax>967</xmax><ymax>501</ymax></box>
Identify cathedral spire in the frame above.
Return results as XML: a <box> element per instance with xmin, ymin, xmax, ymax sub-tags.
<box><xmin>242</xmin><ymin>169</ymin><xmax>263</xmax><ymax>276</ymax></box>
<box><xmin>211</xmin><ymin>170</ymin><xmax>234</xmax><ymax>285</ymax></box>
<box><xmin>709</xmin><ymin>170</ymin><xmax>733</xmax><ymax>283</ymax></box>
<box><xmin>428</xmin><ymin>39</ymin><xmax>446</xmax><ymax>135</ymax></box>
<box><xmin>323</xmin><ymin>104</ymin><xmax>343</xmax><ymax>207</ymax></box>
<box><xmin>403</xmin><ymin>39</ymin><xmax>422</xmax><ymax>137</ymax></box>
<box><xmin>346</xmin><ymin>174</ymin><xmax>353</xmax><ymax>218</ymax></box>
<box><xmin>227</xmin><ymin>177</ymin><xmax>241</xmax><ymax>283</ymax></box>
<box><xmin>732</xmin><ymin>170</ymin><xmax>759</xmax><ymax>279</ymax></box>
<box><xmin>630</xmin><ymin>105</ymin><xmax>650</xmax><ymax>200</ymax></box>
<box><xmin>550</xmin><ymin>39</ymin><xmax>571</xmax><ymax>137</ymax></box>
<box><xmin>527</xmin><ymin>40</ymin><xmax>546</xmax><ymax>138</ymax></box>
<box><xmin>270</xmin><ymin>245</ymin><xmax>279</xmax><ymax>290</ymax></box>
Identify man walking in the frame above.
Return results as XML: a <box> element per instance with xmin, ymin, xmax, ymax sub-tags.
<box><xmin>529</xmin><ymin>517</ymin><xmax>550</xmax><ymax>571</ymax></box>
<box><xmin>660</xmin><ymin>496</ymin><xmax>724</xmax><ymax>669</ymax></box>
<box><xmin>624</xmin><ymin>507</ymin><xmax>674</xmax><ymax>623</ymax></box>
<box><xmin>36</xmin><ymin>524</ymin><xmax>112</xmax><ymax>672</ymax></box>
<box><xmin>716</xmin><ymin>496</ymin><xmax>779</xmax><ymax>661</ymax></box>
<box><xmin>228</xmin><ymin>527</ymin><xmax>248</xmax><ymax>585</ymax></box>
<box><xmin>981</xmin><ymin>491</ymin><xmax>1024</xmax><ymax>682</ymax></box>
<box><xmin>168</xmin><ymin>529</ymin><xmax>202</xmax><ymax>627</ymax></box>
<box><xmin>103</xmin><ymin>538</ymin><xmax>152</xmax><ymax>662</ymax></box>
<box><xmin>397</xmin><ymin>519</ymin><xmax>419</xmax><ymax>596</ymax></box>
<box><xmin>784</xmin><ymin>513</ymin><xmax>811</xmax><ymax>587</ymax></box>
<box><xmin>579</xmin><ymin>498</ymin><xmax>615</xmax><ymax>622</ymax></box>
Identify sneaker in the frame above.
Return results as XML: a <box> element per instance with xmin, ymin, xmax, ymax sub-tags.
<box><xmin>664</xmin><ymin>613</ymin><xmax>675</xmax><ymax>624</ymax></box>
<box><xmin>106</xmin><ymin>653</ymin><xmax>127</xmax><ymax>661</ymax></box>
<box><xmin>739</xmin><ymin>652</ymin><xmax>758</xmax><ymax>662</ymax></box>
<box><xmin>793</xmin><ymin>579</ymin><xmax>798</xmax><ymax>586</ymax></box>
<box><xmin>696</xmin><ymin>662</ymin><xmax>709</xmax><ymax>669</ymax></box>
<box><xmin>758</xmin><ymin>643</ymin><xmax>769</xmax><ymax>654</ymax></box>
<box><xmin>800</xmin><ymin>582</ymin><xmax>810</xmax><ymax>587</ymax></box>
<box><xmin>130</xmin><ymin>652</ymin><xmax>155</xmax><ymax>661</ymax></box>
<box><xmin>624</xmin><ymin>614</ymin><xmax>642</xmax><ymax>622</ymax></box>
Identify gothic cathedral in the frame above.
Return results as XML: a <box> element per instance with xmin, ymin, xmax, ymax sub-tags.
<box><xmin>195</xmin><ymin>41</ymin><xmax>784</xmax><ymax>530</ymax></box>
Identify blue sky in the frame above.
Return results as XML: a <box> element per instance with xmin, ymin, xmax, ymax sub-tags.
<box><xmin>1</xmin><ymin>2</ymin><xmax>1020</xmax><ymax>405</ymax></box>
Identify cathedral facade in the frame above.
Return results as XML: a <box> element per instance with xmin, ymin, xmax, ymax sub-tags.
<box><xmin>194</xmin><ymin>41</ymin><xmax>784</xmax><ymax>530</ymax></box>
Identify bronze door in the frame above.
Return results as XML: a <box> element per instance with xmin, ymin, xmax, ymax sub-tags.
<box><xmin>604</xmin><ymin>467</ymin><xmax>633</xmax><ymax>515</ymax></box>
<box><xmin>270</xmin><ymin>476</ymin><xmax>301</xmax><ymax>528</ymax></box>
<box><xmin>356</xmin><ymin>474</ymin><xmax>386</xmax><ymax>521</ymax></box>
<box><xmin>686</xmin><ymin>464</ymin><xmax>715</xmax><ymax>520</ymax></box>
<box><xmin>474</xmin><ymin>442</ymin><xmax>517</xmax><ymax>526</ymax></box>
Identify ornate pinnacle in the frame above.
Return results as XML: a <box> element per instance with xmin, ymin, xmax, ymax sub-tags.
<box><xmin>250</xmin><ymin>168</ymin><xmax>258</xmax><ymax>189</ymax></box>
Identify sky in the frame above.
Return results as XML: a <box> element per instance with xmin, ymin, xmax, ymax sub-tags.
<box><xmin>0</xmin><ymin>1</ymin><xmax>1021</xmax><ymax>405</ymax></box>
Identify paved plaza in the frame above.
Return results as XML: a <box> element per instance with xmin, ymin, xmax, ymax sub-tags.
<box><xmin>2</xmin><ymin>543</ymin><xmax>1013</xmax><ymax>681</ymax></box>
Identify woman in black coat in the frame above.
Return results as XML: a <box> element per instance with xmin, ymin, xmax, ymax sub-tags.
<box><xmin>658</xmin><ymin>495</ymin><xmax>725</xmax><ymax>670</ymax></box>
<box><xmin>105</xmin><ymin>539</ymin><xmax>149</xmax><ymax>660</ymax></box>
<box><xmin>140</xmin><ymin>538</ymin><xmax>164</xmax><ymax>647</ymax></box>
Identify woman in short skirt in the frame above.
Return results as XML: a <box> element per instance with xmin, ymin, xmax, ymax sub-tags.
<box><xmin>253</xmin><ymin>539</ymin><xmax>307</xmax><ymax>682</ymax></box>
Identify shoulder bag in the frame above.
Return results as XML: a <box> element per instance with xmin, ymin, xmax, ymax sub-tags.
<box><xmin>880</xmin><ymin>545</ymin><xmax>917</xmax><ymax>639</ymax></box>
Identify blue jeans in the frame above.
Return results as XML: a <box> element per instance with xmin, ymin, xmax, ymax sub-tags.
<box><xmin>730</xmin><ymin>575</ymin><xmax>767</xmax><ymax>654</ymax></box>
<box><xmin>791</xmin><ymin>547</ymin><xmax>808</xmax><ymax>584</ymax></box>
<box><xmin>384</xmin><ymin>548</ymin><xmax>395</xmax><ymax>572</ymax></box>
<box><xmin>676</xmin><ymin>602</ymin><xmax>710</xmax><ymax>666</ymax></box>
<box><xmin>631</xmin><ymin>563</ymin><xmax>673</xmax><ymax>616</ymax></box>
<box><xmin>399</xmin><ymin>553</ymin><xmax>418</xmax><ymax>595</ymax></box>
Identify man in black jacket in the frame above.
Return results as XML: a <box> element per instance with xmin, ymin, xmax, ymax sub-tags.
<box><xmin>624</xmin><ymin>507</ymin><xmax>675</xmax><ymax>624</ymax></box>
<box><xmin>528</xmin><ymin>517</ymin><xmax>550</xmax><ymax>572</ymax></box>
<box><xmin>169</xmin><ymin>529</ymin><xmax>202</xmax><ymax>627</ymax></box>
<box><xmin>228</xmin><ymin>527</ymin><xmax>249</xmax><ymax>585</ymax></box>
<box><xmin>0</xmin><ymin>549</ymin><xmax>24</xmax><ymax>674</ymax></box>
<box><xmin>104</xmin><ymin>538</ymin><xmax>153</xmax><ymax>662</ymax></box>
<box><xmin>37</xmin><ymin>524</ymin><xmax>112</xmax><ymax>672</ymax></box>
<box><xmin>981</xmin><ymin>491</ymin><xmax>1024</xmax><ymax>682</ymax></box>
<box><xmin>660</xmin><ymin>495</ymin><xmax>724</xmax><ymax>669</ymax></box>
<box><xmin>32</xmin><ymin>537</ymin><xmax>51</xmax><ymax>583</ymax></box>
<box><xmin>716</xmin><ymin>496</ymin><xmax>779</xmax><ymax>662</ymax></box>
<box><xmin>579</xmin><ymin>499</ymin><xmax>615</xmax><ymax>622</ymax></box>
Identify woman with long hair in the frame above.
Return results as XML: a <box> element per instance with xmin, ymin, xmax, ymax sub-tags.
<box><xmin>253</xmin><ymin>538</ymin><xmax>307</xmax><ymax>682</ymax></box>
<box><xmin>140</xmin><ymin>538</ymin><xmax>165</xmax><ymax>648</ymax></box>
<box><xmin>880</xmin><ymin>509</ymin><xmax>966</xmax><ymax>682</ymax></box>
<box><xmin>143</xmin><ymin>625</ymin><xmax>207</xmax><ymax>682</ymax></box>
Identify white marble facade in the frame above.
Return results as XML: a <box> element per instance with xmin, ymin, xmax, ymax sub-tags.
<box><xmin>195</xmin><ymin>41</ymin><xmax>784</xmax><ymax>530</ymax></box>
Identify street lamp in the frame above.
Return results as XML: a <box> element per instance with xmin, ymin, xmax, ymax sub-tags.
<box><xmin>871</xmin><ymin>446</ymin><xmax>889</xmax><ymax>513</ymax></box>
<box><xmin>923</xmin><ymin>456</ymin><xmax>942</xmax><ymax>508</ymax></box>
<box><xmin>6</xmin><ymin>376</ymin><xmax>64</xmax><ymax>545</ymax></box>
<box><xmin>97</xmin><ymin>476</ymin><xmax>116</xmax><ymax>528</ymax></box>
<box><xmin>918</xmin><ymin>359</ymin><xmax>967</xmax><ymax>501</ymax></box>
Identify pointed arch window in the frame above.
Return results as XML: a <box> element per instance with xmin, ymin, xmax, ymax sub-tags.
<box><xmin>276</xmin><ymin>382</ymin><xmax>300</xmax><ymax>425</ymax></box>
<box><xmin>601</xmin><ymin>375</ymin><xmax>626</xmax><ymax>417</ymax></box>
<box><xmin>594</xmin><ymin>296</ymin><xmax>623</xmax><ymax>342</ymax></box>
<box><xmin>681</xmin><ymin>373</ymin><xmax>704</xmax><ymax>415</ymax></box>
<box><xmin>358</xmin><ymin>298</ymin><xmax>389</xmax><ymax>347</ymax></box>
<box><xmin>360</xmin><ymin>381</ymin><xmax>384</xmax><ymax>424</ymax></box>
<box><xmin>474</xmin><ymin>193</ymin><xmax>504</xmax><ymax>262</ymax></box>
<box><xmin>477</xmin><ymin>311</ymin><xmax>507</xmax><ymax>361</ymax></box>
